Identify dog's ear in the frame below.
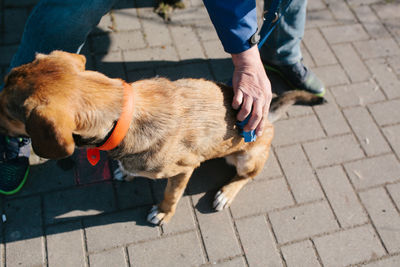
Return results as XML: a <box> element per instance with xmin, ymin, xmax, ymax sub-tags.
<box><xmin>49</xmin><ymin>51</ymin><xmax>86</xmax><ymax>71</ymax></box>
<box><xmin>26</xmin><ymin>106</ymin><xmax>76</xmax><ymax>159</ymax></box>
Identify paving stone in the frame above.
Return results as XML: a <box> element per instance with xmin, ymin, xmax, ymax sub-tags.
<box><xmin>301</xmin><ymin>43</ymin><xmax>315</xmax><ymax>68</ymax></box>
<box><xmin>369</xmin><ymin>99</ymin><xmax>400</xmax><ymax>126</ymax></box>
<box><xmin>314</xmin><ymin>225</ymin><xmax>386</xmax><ymax>267</ymax></box>
<box><xmin>270</xmin><ymin>201</ymin><xmax>338</xmax><ymax>244</ymax></box>
<box><xmin>89</xmin><ymin>248</ymin><xmax>127</xmax><ymax>267</ymax></box>
<box><xmin>275</xmin><ymin>145</ymin><xmax>324</xmax><ymax>203</ymax></box>
<box><xmin>139</xmin><ymin>8</ymin><xmax>172</xmax><ymax>47</ymax></box>
<box><xmin>383</xmin><ymin>125</ymin><xmax>400</xmax><ymax>159</ymax></box>
<box><xmin>46</xmin><ymin>221</ymin><xmax>85</xmax><ymax>267</ymax></box>
<box><xmin>272</xmin><ymin>115</ymin><xmax>325</xmax><ymax>146</ymax></box>
<box><xmin>332</xmin><ymin>43</ymin><xmax>370</xmax><ymax>83</ymax></box>
<box><xmin>196</xmin><ymin>21</ymin><xmax>220</xmax><ymax>42</ymax></box>
<box><xmin>324</xmin><ymin>0</ymin><xmax>357</xmax><ymax>23</ymax></box>
<box><xmin>307</xmin><ymin>0</ymin><xmax>326</xmax><ymax>11</ymax></box>
<box><xmin>331</xmin><ymin>81</ymin><xmax>385</xmax><ymax>108</ymax></box>
<box><xmin>43</xmin><ymin>182</ymin><xmax>116</xmax><ymax>224</ymax></box>
<box><xmin>387</xmin><ymin>182</ymin><xmax>400</xmax><ymax>211</ymax></box>
<box><xmin>363</xmin><ymin>255</ymin><xmax>400</xmax><ymax>267</ymax></box>
<box><xmin>6</xmin><ymin>238</ymin><xmax>44</xmax><ymax>267</ymax></box>
<box><xmin>161</xmin><ymin>196</ymin><xmax>197</xmax><ymax>235</ymax></box>
<box><xmin>360</xmin><ymin>187</ymin><xmax>400</xmax><ymax>253</ymax></box>
<box><xmin>115</xmin><ymin>177</ymin><xmax>153</xmax><ymax>210</ymax></box>
<box><xmin>92</xmin><ymin>13</ymin><xmax>114</xmax><ymax>34</ymax></box>
<box><xmin>123</xmin><ymin>46</ymin><xmax>179</xmax><ymax>71</ymax></box>
<box><xmin>203</xmin><ymin>39</ymin><xmax>229</xmax><ymax>59</ymax></box>
<box><xmin>354</xmin><ymin>38</ymin><xmax>400</xmax><ymax>59</ymax></box>
<box><xmin>84</xmin><ymin>207</ymin><xmax>159</xmax><ymax>252</ymax></box>
<box><xmin>4</xmin><ymin>197</ymin><xmax>43</xmax><ymax>266</ymax></box>
<box><xmin>170</xmin><ymin>25</ymin><xmax>205</xmax><ymax>60</ymax></box>
<box><xmin>343</xmin><ymin>106</ymin><xmax>391</xmax><ymax>156</ymax></box>
<box><xmin>113</xmin><ymin>8</ymin><xmax>141</xmax><ymax>31</ymax></box>
<box><xmin>236</xmin><ymin>216</ymin><xmax>283</xmax><ymax>267</ymax></box>
<box><xmin>286</xmin><ymin>103</ymin><xmax>314</xmax><ymax>118</ymax></box>
<box><xmin>192</xmin><ymin>194</ymin><xmax>241</xmax><ymax>262</ymax></box>
<box><xmin>313</xmin><ymin>65</ymin><xmax>349</xmax><ymax>87</ymax></box>
<box><xmin>230</xmin><ymin>178</ymin><xmax>294</xmax><ymax>218</ymax></box>
<box><xmin>210</xmin><ymin>58</ymin><xmax>234</xmax><ymax>82</ymax></box>
<box><xmin>366</xmin><ymin>58</ymin><xmax>400</xmax><ymax>99</ymax></box>
<box><xmin>306</xmin><ymin>9</ymin><xmax>337</xmax><ymax>29</ymax></box>
<box><xmin>18</xmin><ymin>159</ymin><xmax>75</xmax><ymax>197</ymax></box>
<box><xmin>344</xmin><ymin>154</ymin><xmax>400</xmax><ymax>190</ymax></box>
<box><xmin>303</xmin><ymin>134</ymin><xmax>364</xmax><ymax>168</ymax></box>
<box><xmin>156</xmin><ymin>62</ymin><xmax>213</xmax><ymax>81</ymax></box>
<box><xmin>4</xmin><ymin>196</ymin><xmax>42</xmax><ymax>242</ymax></box>
<box><xmin>303</xmin><ymin>29</ymin><xmax>337</xmax><ymax>66</ymax></box>
<box><xmin>281</xmin><ymin>240</ymin><xmax>320</xmax><ymax>267</ymax></box>
<box><xmin>313</xmin><ymin>89</ymin><xmax>351</xmax><ymax>136</ymax></box>
<box><xmin>128</xmin><ymin>231</ymin><xmax>205</xmax><ymax>266</ymax></box>
<box><xmin>213</xmin><ymin>257</ymin><xmax>246</xmax><ymax>266</ymax></box>
<box><xmin>127</xmin><ymin>68</ymin><xmax>155</xmax><ymax>82</ymax></box>
<box><xmin>372</xmin><ymin>3</ymin><xmax>400</xmax><ymax>20</ymax></box>
<box><xmin>317</xmin><ymin>166</ymin><xmax>368</xmax><ymax>227</ymax></box>
<box><xmin>321</xmin><ymin>24</ymin><xmax>368</xmax><ymax>44</ymax></box>
<box><xmin>91</xmin><ymin>31</ymin><xmax>146</xmax><ymax>53</ymax></box>
<box><xmin>167</xmin><ymin>4</ymin><xmax>210</xmax><ymax>26</ymax></box>
<box><xmin>388</xmin><ymin>55</ymin><xmax>400</xmax><ymax>75</ymax></box>
<box><xmin>353</xmin><ymin>5</ymin><xmax>390</xmax><ymax>39</ymax></box>
<box><xmin>256</xmin><ymin>150</ymin><xmax>283</xmax><ymax>180</ymax></box>
<box><xmin>95</xmin><ymin>51</ymin><xmax>126</xmax><ymax>79</ymax></box>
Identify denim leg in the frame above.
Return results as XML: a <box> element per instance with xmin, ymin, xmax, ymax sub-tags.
<box><xmin>7</xmin><ymin>0</ymin><xmax>117</xmax><ymax>72</ymax></box>
<box><xmin>260</xmin><ymin>0</ymin><xmax>307</xmax><ymax>65</ymax></box>
<box><xmin>1</xmin><ymin>0</ymin><xmax>116</xmax><ymax>159</ymax></box>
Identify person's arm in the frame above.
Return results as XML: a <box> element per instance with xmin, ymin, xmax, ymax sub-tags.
<box><xmin>203</xmin><ymin>0</ymin><xmax>272</xmax><ymax>136</ymax></box>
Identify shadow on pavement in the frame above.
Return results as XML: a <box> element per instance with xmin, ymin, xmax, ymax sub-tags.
<box><xmin>1</xmin><ymin>14</ymin><xmax>292</xmax><ymax>243</ymax></box>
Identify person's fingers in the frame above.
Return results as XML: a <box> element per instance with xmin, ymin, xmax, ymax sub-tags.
<box><xmin>243</xmin><ymin>100</ymin><xmax>263</xmax><ymax>132</ymax></box>
<box><xmin>255</xmin><ymin>113</ymin><xmax>266</xmax><ymax>136</ymax></box>
<box><xmin>232</xmin><ymin>88</ymin><xmax>243</xmax><ymax>110</ymax></box>
<box><xmin>236</xmin><ymin>93</ymin><xmax>253</xmax><ymax>122</ymax></box>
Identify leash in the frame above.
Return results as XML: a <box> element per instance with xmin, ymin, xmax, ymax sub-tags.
<box><xmin>237</xmin><ymin>0</ymin><xmax>293</xmax><ymax>142</ymax></box>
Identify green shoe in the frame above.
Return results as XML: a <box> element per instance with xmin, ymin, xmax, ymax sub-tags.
<box><xmin>264</xmin><ymin>60</ymin><xmax>325</xmax><ymax>96</ymax></box>
<box><xmin>0</xmin><ymin>157</ymin><xmax>30</xmax><ymax>195</ymax></box>
<box><xmin>0</xmin><ymin>136</ymin><xmax>30</xmax><ymax>195</ymax></box>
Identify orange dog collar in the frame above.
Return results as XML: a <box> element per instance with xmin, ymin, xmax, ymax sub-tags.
<box><xmin>87</xmin><ymin>82</ymin><xmax>135</xmax><ymax>166</ymax></box>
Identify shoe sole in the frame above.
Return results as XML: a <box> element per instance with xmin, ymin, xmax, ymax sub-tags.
<box><xmin>0</xmin><ymin>166</ymin><xmax>30</xmax><ymax>195</ymax></box>
<box><xmin>264</xmin><ymin>64</ymin><xmax>326</xmax><ymax>97</ymax></box>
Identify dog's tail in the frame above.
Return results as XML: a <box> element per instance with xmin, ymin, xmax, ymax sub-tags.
<box><xmin>267</xmin><ymin>90</ymin><xmax>326</xmax><ymax>123</ymax></box>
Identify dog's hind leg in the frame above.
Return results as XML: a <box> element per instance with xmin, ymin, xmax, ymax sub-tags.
<box><xmin>147</xmin><ymin>169</ymin><xmax>193</xmax><ymax>225</ymax></box>
<box><xmin>213</xmin><ymin>144</ymin><xmax>270</xmax><ymax>211</ymax></box>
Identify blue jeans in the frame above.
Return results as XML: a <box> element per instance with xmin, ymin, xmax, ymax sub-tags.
<box><xmin>7</xmin><ymin>0</ymin><xmax>117</xmax><ymax>72</ymax></box>
<box><xmin>261</xmin><ymin>0</ymin><xmax>307</xmax><ymax>65</ymax></box>
<box><xmin>7</xmin><ymin>0</ymin><xmax>305</xmax><ymax>71</ymax></box>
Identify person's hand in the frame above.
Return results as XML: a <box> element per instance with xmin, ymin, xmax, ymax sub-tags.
<box><xmin>231</xmin><ymin>45</ymin><xmax>272</xmax><ymax>137</ymax></box>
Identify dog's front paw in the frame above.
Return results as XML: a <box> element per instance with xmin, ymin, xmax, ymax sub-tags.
<box><xmin>213</xmin><ymin>190</ymin><xmax>230</xmax><ymax>211</ymax></box>
<box><xmin>147</xmin><ymin>205</ymin><xmax>173</xmax><ymax>225</ymax></box>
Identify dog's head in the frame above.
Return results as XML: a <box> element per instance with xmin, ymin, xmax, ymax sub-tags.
<box><xmin>0</xmin><ymin>51</ymin><xmax>121</xmax><ymax>159</ymax></box>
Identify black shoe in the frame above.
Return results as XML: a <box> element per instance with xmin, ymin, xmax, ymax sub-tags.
<box><xmin>264</xmin><ymin>60</ymin><xmax>325</xmax><ymax>96</ymax></box>
<box><xmin>0</xmin><ymin>137</ymin><xmax>30</xmax><ymax>195</ymax></box>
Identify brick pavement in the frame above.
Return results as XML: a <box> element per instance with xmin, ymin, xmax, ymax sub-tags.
<box><xmin>1</xmin><ymin>0</ymin><xmax>400</xmax><ymax>266</ymax></box>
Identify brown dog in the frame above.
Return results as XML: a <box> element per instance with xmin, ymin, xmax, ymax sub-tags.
<box><xmin>0</xmin><ymin>51</ymin><xmax>324</xmax><ymax>224</ymax></box>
